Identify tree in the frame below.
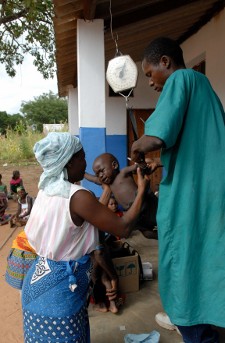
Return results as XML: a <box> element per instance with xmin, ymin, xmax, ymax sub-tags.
<box><xmin>0</xmin><ymin>111</ymin><xmax>25</xmax><ymax>134</ymax></box>
<box><xmin>21</xmin><ymin>91</ymin><xmax>68</xmax><ymax>131</ymax></box>
<box><xmin>0</xmin><ymin>0</ymin><xmax>55</xmax><ymax>78</ymax></box>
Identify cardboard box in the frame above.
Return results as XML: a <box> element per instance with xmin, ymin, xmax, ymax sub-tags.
<box><xmin>112</xmin><ymin>252</ymin><xmax>140</xmax><ymax>293</ymax></box>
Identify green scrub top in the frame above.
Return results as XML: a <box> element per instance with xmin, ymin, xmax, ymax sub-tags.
<box><xmin>145</xmin><ymin>69</ymin><xmax>225</xmax><ymax>327</ymax></box>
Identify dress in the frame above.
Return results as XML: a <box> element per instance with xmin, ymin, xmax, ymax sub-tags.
<box><xmin>18</xmin><ymin>195</ymin><xmax>31</xmax><ymax>220</ymax></box>
<box><xmin>22</xmin><ymin>184</ymin><xmax>99</xmax><ymax>343</ymax></box>
<box><xmin>144</xmin><ymin>69</ymin><xmax>225</xmax><ymax>327</ymax></box>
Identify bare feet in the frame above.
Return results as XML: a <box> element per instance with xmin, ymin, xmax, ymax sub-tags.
<box><xmin>93</xmin><ymin>302</ymin><xmax>108</xmax><ymax>313</ymax></box>
<box><xmin>108</xmin><ymin>301</ymin><xmax>118</xmax><ymax>314</ymax></box>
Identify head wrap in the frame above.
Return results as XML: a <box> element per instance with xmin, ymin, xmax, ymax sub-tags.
<box><xmin>17</xmin><ymin>186</ymin><xmax>26</xmax><ymax>192</ymax></box>
<box><xmin>34</xmin><ymin>132</ymin><xmax>83</xmax><ymax>198</ymax></box>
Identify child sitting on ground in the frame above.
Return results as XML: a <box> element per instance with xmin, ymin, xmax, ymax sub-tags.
<box><xmin>85</xmin><ymin>153</ymin><xmax>161</xmax><ymax>239</ymax></box>
<box><xmin>9</xmin><ymin>170</ymin><xmax>23</xmax><ymax>200</ymax></box>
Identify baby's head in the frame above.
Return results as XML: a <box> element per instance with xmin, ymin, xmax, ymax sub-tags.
<box><xmin>92</xmin><ymin>153</ymin><xmax>119</xmax><ymax>185</ymax></box>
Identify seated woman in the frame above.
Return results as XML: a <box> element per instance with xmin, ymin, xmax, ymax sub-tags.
<box><xmin>10</xmin><ymin>186</ymin><xmax>33</xmax><ymax>227</ymax></box>
<box><xmin>0</xmin><ymin>174</ymin><xmax>8</xmax><ymax>196</ymax></box>
<box><xmin>0</xmin><ymin>191</ymin><xmax>11</xmax><ymax>225</ymax></box>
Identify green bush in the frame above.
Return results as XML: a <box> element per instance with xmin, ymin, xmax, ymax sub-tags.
<box><xmin>0</xmin><ymin>127</ymin><xmax>44</xmax><ymax>163</ymax></box>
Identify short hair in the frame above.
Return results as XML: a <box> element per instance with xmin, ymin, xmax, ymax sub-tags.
<box><xmin>143</xmin><ymin>37</ymin><xmax>185</xmax><ymax>66</ymax></box>
<box><xmin>13</xmin><ymin>170</ymin><xmax>20</xmax><ymax>178</ymax></box>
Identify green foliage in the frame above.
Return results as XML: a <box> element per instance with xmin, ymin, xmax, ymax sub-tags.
<box><xmin>21</xmin><ymin>91</ymin><xmax>68</xmax><ymax>131</ymax></box>
<box><xmin>0</xmin><ymin>0</ymin><xmax>55</xmax><ymax>78</ymax></box>
<box><xmin>0</xmin><ymin>111</ymin><xmax>25</xmax><ymax>135</ymax></box>
<box><xmin>0</xmin><ymin>126</ymin><xmax>44</xmax><ymax>163</ymax></box>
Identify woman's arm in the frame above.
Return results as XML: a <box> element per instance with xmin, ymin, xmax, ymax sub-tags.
<box><xmin>26</xmin><ymin>196</ymin><xmax>33</xmax><ymax>215</ymax></box>
<box><xmin>70</xmin><ymin>168</ymin><xmax>148</xmax><ymax>238</ymax></box>
<box><xmin>16</xmin><ymin>202</ymin><xmax>22</xmax><ymax>218</ymax></box>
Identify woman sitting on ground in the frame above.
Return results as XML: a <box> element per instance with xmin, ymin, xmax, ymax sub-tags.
<box><xmin>10</xmin><ymin>186</ymin><xmax>33</xmax><ymax>227</ymax></box>
<box><xmin>0</xmin><ymin>191</ymin><xmax>11</xmax><ymax>225</ymax></box>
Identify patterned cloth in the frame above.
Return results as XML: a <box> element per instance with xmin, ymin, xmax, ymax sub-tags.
<box><xmin>11</xmin><ymin>230</ymin><xmax>36</xmax><ymax>252</ymax></box>
<box><xmin>22</xmin><ymin>255</ymin><xmax>92</xmax><ymax>343</ymax></box>
<box><xmin>5</xmin><ymin>230</ymin><xmax>37</xmax><ymax>289</ymax></box>
<box><xmin>5</xmin><ymin>249</ymin><xmax>37</xmax><ymax>290</ymax></box>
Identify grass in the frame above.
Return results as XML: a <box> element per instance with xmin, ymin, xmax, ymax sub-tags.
<box><xmin>0</xmin><ymin>129</ymin><xmax>44</xmax><ymax>163</ymax></box>
<box><xmin>0</xmin><ymin>122</ymin><xmax>69</xmax><ymax>164</ymax></box>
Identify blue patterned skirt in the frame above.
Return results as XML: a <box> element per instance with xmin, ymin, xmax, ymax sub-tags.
<box><xmin>22</xmin><ymin>255</ymin><xmax>92</xmax><ymax>343</ymax></box>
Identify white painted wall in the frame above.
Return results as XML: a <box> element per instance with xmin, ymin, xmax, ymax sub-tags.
<box><xmin>105</xmin><ymin>61</ymin><xmax>160</xmax><ymax>135</ymax></box>
<box><xmin>181</xmin><ymin>9</ymin><xmax>225</xmax><ymax>107</ymax></box>
<box><xmin>105</xmin><ymin>8</ymin><xmax>225</xmax><ymax>134</ymax></box>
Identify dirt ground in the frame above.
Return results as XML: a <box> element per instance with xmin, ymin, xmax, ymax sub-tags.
<box><xmin>0</xmin><ymin>163</ymin><xmax>42</xmax><ymax>342</ymax></box>
<box><xmin>1</xmin><ymin>164</ymin><xmax>225</xmax><ymax>343</ymax></box>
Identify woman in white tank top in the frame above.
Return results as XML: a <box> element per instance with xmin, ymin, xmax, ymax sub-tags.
<box><xmin>22</xmin><ymin>132</ymin><xmax>148</xmax><ymax>343</ymax></box>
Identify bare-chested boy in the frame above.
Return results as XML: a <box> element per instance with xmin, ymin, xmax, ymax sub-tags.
<box><xmin>85</xmin><ymin>153</ymin><xmax>161</xmax><ymax>239</ymax></box>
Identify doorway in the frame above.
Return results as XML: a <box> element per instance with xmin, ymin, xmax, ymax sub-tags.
<box><xmin>127</xmin><ymin>109</ymin><xmax>162</xmax><ymax>193</ymax></box>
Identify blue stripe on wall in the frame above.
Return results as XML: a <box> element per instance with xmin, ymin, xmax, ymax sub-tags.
<box><xmin>79</xmin><ymin>127</ymin><xmax>127</xmax><ymax>197</ymax></box>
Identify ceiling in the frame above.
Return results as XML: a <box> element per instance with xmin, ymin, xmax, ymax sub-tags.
<box><xmin>53</xmin><ymin>0</ymin><xmax>225</xmax><ymax>96</ymax></box>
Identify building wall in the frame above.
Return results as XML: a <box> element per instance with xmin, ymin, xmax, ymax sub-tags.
<box><xmin>181</xmin><ymin>9</ymin><xmax>225</xmax><ymax>106</ymax></box>
<box><xmin>70</xmin><ymin>10</ymin><xmax>225</xmax><ymax>195</ymax></box>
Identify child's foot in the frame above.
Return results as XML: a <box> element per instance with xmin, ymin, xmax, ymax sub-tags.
<box><xmin>108</xmin><ymin>301</ymin><xmax>118</xmax><ymax>314</ymax></box>
<box><xmin>93</xmin><ymin>302</ymin><xmax>108</xmax><ymax>313</ymax></box>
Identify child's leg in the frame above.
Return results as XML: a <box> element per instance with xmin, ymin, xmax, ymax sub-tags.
<box><xmin>101</xmin><ymin>272</ymin><xmax>118</xmax><ymax>314</ymax></box>
<box><xmin>92</xmin><ymin>279</ymin><xmax>108</xmax><ymax>313</ymax></box>
<box><xmin>91</xmin><ymin>264</ymin><xmax>108</xmax><ymax>313</ymax></box>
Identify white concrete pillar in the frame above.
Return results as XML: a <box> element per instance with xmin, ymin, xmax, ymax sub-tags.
<box><xmin>77</xmin><ymin>19</ymin><xmax>106</xmax><ymax>195</ymax></box>
<box><xmin>68</xmin><ymin>86</ymin><xmax>79</xmax><ymax>135</ymax></box>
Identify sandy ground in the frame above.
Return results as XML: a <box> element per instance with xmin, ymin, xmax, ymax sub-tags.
<box><xmin>0</xmin><ymin>163</ymin><xmax>42</xmax><ymax>342</ymax></box>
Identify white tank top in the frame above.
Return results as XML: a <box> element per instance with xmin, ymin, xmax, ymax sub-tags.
<box><xmin>25</xmin><ymin>184</ymin><xmax>99</xmax><ymax>261</ymax></box>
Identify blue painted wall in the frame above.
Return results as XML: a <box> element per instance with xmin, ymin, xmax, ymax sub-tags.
<box><xmin>79</xmin><ymin>127</ymin><xmax>127</xmax><ymax>197</ymax></box>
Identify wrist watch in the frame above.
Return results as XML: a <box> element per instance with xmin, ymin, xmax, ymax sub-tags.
<box><xmin>106</xmin><ymin>55</ymin><xmax>138</xmax><ymax>93</ymax></box>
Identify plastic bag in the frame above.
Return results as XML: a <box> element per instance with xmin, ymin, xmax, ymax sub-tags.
<box><xmin>124</xmin><ymin>330</ymin><xmax>160</xmax><ymax>343</ymax></box>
